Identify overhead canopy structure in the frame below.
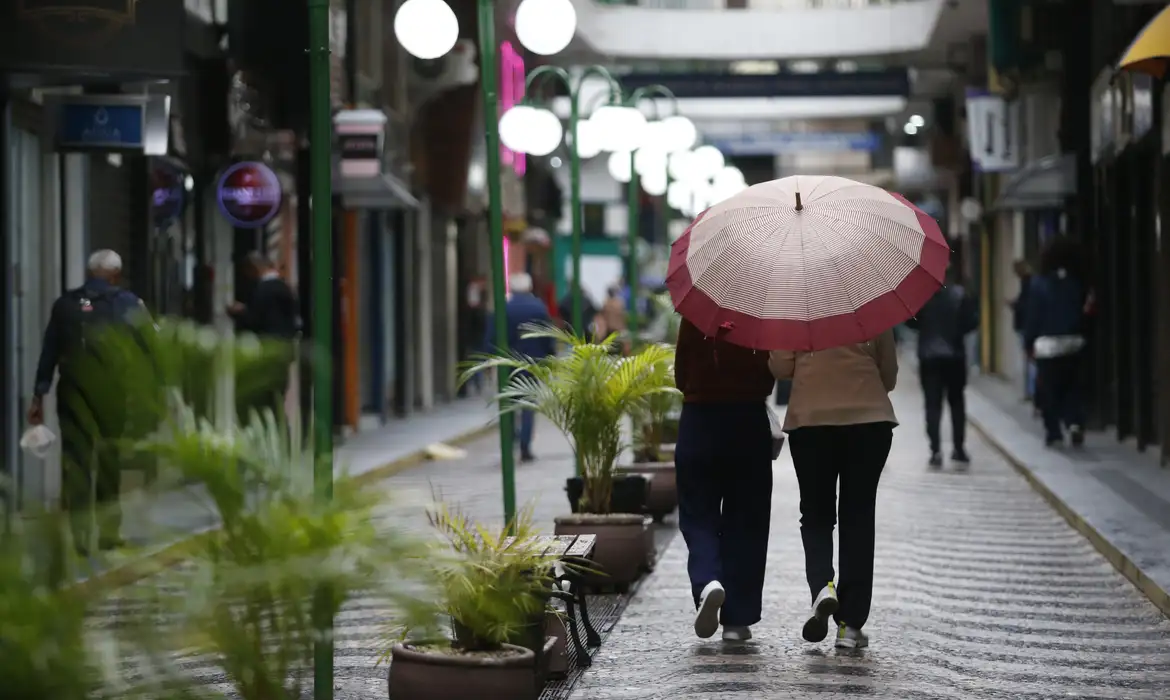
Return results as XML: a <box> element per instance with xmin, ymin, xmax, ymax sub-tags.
<box><xmin>994</xmin><ymin>154</ymin><xmax>1077</xmax><ymax>211</ymax></box>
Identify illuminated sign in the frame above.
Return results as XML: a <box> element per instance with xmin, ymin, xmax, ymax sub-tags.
<box><xmin>499</xmin><ymin>41</ymin><xmax>526</xmax><ymax>177</ymax></box>
<box><xmin>216</xmin><ymin>161</ymin><xmax>282</xmax><ymax>229</ymax></box>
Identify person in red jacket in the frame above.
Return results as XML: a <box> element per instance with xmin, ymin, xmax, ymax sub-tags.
<box><xmin>673</xmin><ymin>318</ymin><xmax>775</xmax><ymax>643</ymax></box>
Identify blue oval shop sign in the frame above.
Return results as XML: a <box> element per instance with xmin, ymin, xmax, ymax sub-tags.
<box><xmin>217</xmin><ymin>161</ymin><xmax>282</xmax><ymax>228</ymax></box>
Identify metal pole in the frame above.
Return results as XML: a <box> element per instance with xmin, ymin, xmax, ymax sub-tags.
<box><xmin>569</xmin><ymin>97</ymin><xmax>584</xmax><ymax>336</ymax></box>
<box><xmin>308</xmin><ymin>0</ymin><xmax>334</xmax><ymax>696</ymax></box>
<box><xmin>477</xmin><ymin>0</ymin><xmax>517</xmax><ymax>527</ymax></box>
<box><xmin>626</xmin><ymin>151</ymin><xmax>640</xmax><ymax>345</ymax></box>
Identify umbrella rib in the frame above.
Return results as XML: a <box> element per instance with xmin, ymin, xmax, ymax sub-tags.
<box><xmin>692</xmin><ymin>208</ymin><xmax>793</xmax><ymax>317</ymax></box>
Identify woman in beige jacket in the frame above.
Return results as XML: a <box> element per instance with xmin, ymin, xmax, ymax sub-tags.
<box><xmin>768</xmin><ymin>329</ymin><xmax>898</xmax><ymax>650</ymax></box>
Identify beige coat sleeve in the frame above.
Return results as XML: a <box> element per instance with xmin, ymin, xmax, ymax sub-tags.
<box><xmin>874</xmin><ymin>329</ymin><xmax>898</xmax><ymax>391</ymax></box>
<box><xmin>768</xmin><ymin>350</ymin><xmax>796</xmax><ymax>380</ymax></box>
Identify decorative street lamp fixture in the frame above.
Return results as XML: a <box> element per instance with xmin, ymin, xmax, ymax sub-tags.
<box><xmin>498</xmin><ymin>65</ymin><xmax>644</xmax><ymax>336</ymax></box>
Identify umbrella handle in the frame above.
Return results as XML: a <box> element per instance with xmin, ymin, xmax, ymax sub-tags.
<box><xmin>795</xmin><ymin>192</ymin><xmax>803</xmax><ymax>211</ymax></box>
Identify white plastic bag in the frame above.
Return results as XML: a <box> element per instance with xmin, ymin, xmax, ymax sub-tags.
<box><xmin>20</xmin><ymin>425</ymin><xmax>57</xmax><ymax>459</ymax></box>
<box><xmin>765</xmin><ymin>405</ymin><xmax>786</xmax><ymax>460</ymax></box>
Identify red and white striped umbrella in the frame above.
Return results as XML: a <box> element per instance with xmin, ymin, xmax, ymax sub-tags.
<box><xmin>667</xmin><ymin>175</ymin><xmax>950</xmax><ymax>351</ymax></box>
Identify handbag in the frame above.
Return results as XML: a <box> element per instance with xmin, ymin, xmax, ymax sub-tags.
<box><xmin>765</xmin><ymin>405</ymin><xmax>786</xmax><ymax>460</ymax></box>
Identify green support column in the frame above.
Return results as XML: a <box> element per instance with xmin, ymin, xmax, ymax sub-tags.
<box><xmin>308</xmin><ymin>0</ymin><xmax>334</xmax><ymax>696</ymax></box>
<box><xmin>476</xmin><ymin>0</ymin><xmax>517</xmax><ymax>527</ymax></box>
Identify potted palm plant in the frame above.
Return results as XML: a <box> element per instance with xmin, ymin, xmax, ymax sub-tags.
<box><xmin>462</xmin><ymin>324</ymin><xmax>678</xmax><ymax>585</ymax></box>
<box><xmin>623</xmin><ymin>350</ymin><xmax>680</xmax><ymax>522</ymax></box>
<box><xmin>385</xmin><ymin>504</ymin><xmax>562</xmax><ymax>700</ymax></box>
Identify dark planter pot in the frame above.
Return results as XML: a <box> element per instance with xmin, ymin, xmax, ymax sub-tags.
<box><xmin>554</xmin><ymin>513</ymin><xmax>648</xmax><ymax>586</ymax></box>
<box><xmin>615</xmin><ymin>462</ymin><xmax>677</xmax><ymax>523</ymax></box>
<box><xmin>565</xmin><ymin>475</ymin><xmax>648</xmax><ymax>515</ymax></box>
<box><xmin>659</xmin><ymin>418</ymin><xmax>680</xmax><ymax>444</ymax></box>
<box><xmin>388</xmin><ymin>642</ymin><xmax>536</xmax><ymax>700</ymax></box>
<box><xmin>544</xmin><ymin>612</ymin><xmax>569</xmax><ymax>677</ymax></box>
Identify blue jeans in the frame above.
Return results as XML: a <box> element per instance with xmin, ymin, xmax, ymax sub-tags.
<box><xmin>675</xmin><ymin>401</ymin><xmax>773</xmax><ymax>627</ymax></box>
<box><xmin>517</xmin><ymin>409</ymin><xmax>535</xmax><ymax>456</ymax></box>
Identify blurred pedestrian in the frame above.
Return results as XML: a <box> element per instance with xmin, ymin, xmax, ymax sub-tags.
<box><xmin>905</xmin><ymin>270</ymin><xmax>979</xmax><ymax>468</ymax></box>
<box><xmin>596</xmin><ymin>285</ymin><xmax>629</xmax><ymax>352</ymax></box>
<box><xmin>29</xmin><ymin>250</ymin><xmax>147</xmax><ymax>554</ymax></box>
<box><xmin>770</xmin><ymin>329</ymin><xmax>898</xmax><ymax>649</ymax></box>
<box><xmin>227</xmin><ymin>252</ymin><xmax>298</xmax><ymax>421</ymax></box>
<box><xmin>1025</xmin><ymin>238</ymin><xmax>1089</xmax><ymax>448</ymax></box>
<box><xmin>1010</xmin><ymin>260</ymin><xmax>1037</xmax><ymax>401</ymax></box>
<box><xmin>674</xmin><ymin>319</ymin><xmax>774</xmax><ymax>642</ymax></box>
<box><xmin>557</xmin><ymin>283</ymin><xmax>597</xmax><ymax>337</ymax></box>
<box><xmin>461</xmin><ymin>276</ymin><xmax>488</xmax><ymax>397</ymax></box>
<box><xmin>486</xmin><ymin>272</ymin><xmax>555</xmax><ymax>462</ymax></box>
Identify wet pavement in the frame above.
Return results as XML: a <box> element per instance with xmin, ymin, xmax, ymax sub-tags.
<box><xmin>569</xmin><ymin>383</ymin><xmax>1170</xmax><ymax>700</ymax></box>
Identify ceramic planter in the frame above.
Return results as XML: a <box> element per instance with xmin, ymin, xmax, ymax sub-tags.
<box><xmin>554</xmin><ymin>513</ymin><xmax>647</xmax><ymax>586</ymax></box>
<box><xmin>615</xmin><ymin>462</ymin><xmax>676</xmax><ymax>523</ymax></box>
<box><xmin>564</xmin><ymin>474</ymin><xmax>648</xmax><ymax>515</ymax></box>
<box><xmin>387</xmin><ymin>642</ymin><xmax>536</xmax><ymax>700</ymax></box>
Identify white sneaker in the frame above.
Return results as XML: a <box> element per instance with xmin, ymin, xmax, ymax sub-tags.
<box><xmin>835</xmin><ymin>624</ymin><xmax>869</xmax><ymax>649</ymax></box>
<box><xmin>694</xmin><ymin>581</ymin><xmax>725</xmax><ymax>639</ymax></box>
<box><xmin>722</xmin><ymin>625</ymin><xmax>752</xmax><ymax>642</ymax></box>
<box><xmin>802</xmin><ymin>582</ymin><xmax>839</xmax><ymax>642</ymax></box>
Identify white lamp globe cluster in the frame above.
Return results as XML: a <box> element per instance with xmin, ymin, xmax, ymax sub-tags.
<box><xmin>394</xmin><ymin>0</ymin><xmax>576</xmax><ymax>59</ymax></box>
<box><xmin>665</xmin><ymin>145</ymin><xmax>747</xmax><ymax>218</ymax></box>
<box><xmin>499</xmin><ymin>105</ymin><xmax>563</xmax><ymax>157</ymax></box>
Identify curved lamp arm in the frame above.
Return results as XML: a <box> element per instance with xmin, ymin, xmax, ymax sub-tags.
<box><xmin>627</xmin><ymin>84</ymin><xmax>680</xmax><ymax>120</ymax></box>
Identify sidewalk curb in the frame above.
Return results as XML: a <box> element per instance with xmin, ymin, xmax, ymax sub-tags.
<box><xmin>968</xmin><ymin>417</ymin><xmax>1170</xmax><ymax>618</ymax></box>
<box><xmin>76</xmin><ymin>421</ymin><xmax>497</xmax><ymax>597</ymax></box>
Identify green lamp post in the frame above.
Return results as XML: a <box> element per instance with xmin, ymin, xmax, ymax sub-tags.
<box><xmin>307</xmin><ymin>0</ymin><xmax>335</xmax><ymax>697</ymax></box>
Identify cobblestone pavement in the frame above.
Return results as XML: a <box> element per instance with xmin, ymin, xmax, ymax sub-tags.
<box><xmin>569</xmin><ymin>383</ymin><xmax>1170</xmax><ymax>700</ymax></box>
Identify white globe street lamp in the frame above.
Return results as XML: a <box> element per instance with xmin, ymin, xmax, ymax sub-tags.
<box><xmin>713</xmin><ymin>165</ymin><xmax>746</xmax><ymax>190</ymax></box>
<box><xmin>659</xmin><ymin>115</ymin><xmax>698</xmax><ymax>153</ymax></box>
<box><xmin>667</xmin><ymin>180</ymin><xmax>691</xmax><ymax>211</ymax></box>
<box><xmin>591</xmin><ymin>105</ymin><xmax>647</xmax><ymax>153</ymax></box>
<box><xmin>394</xmin><ymin>0</ymin><xmax>459</xmax><ymax>60</ymax></box>
<box><xmin>498</xmin><ymin>105</ymin><xmax>564</xmax><ymax>156</ymax></box>
<box><xmin>607</xmin><ymin>150</ymin><xmax>632</xmax><ymax>184</ymax></box>
<box><xmin>691</xmin><ymin>145</ymin><xmax>726</xmax><ymax>180</ymax></box>
<box><xmin>515</xmin><ymin>0</ymin><xmax>578</xmax><ymax>56</ymax></box>
<box><xmin>668</xmin><ymin>149</ymin><xmax>698</xmax><ymax>182</ymax></box>
<box><xmin>642</xmin><ymin>169</ymin><xmax>668</xmax><ymax>197</ymax></box>
<box><xmin>573</xmin><ymin>118</ymin><xmax>602</xmax><ymax>159</ymax></box>
<box><xmin>634</xmin><ymin>147</ymin><xmax>667</xmax><ymax>178</ymax></box>
<box><xmin>638</xmin><ymin>120</ymin><xmax>672</xmax><ymax>153</ymax></box>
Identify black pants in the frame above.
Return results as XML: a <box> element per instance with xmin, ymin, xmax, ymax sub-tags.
<box><xmin>788</xmin><ymin>422</ymin><xmax>893</xmax><ymax>631</ymax></box>
<box><xmin>919</xmin><ymin>357</ymin><xmax>967</xmax><ymax>453</ymax></box>
<box><xmin>57</xmin><ymin>386</ymin><xmax>124</xmax><ymax>551</ymax></box>
<box><xmin>1036</xmin><ymin>352</ymin><xmax>1086</xmax><ymax>441</ymax></box>
<box><xmin>675</xmin><ymin>401</ymin><xmax>773</xmax><ymax>627</ymax></box>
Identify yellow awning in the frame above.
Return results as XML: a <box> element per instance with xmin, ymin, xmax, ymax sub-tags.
<box><xmin>1119</xmin><ymin>5</ymin><xmax>1170</xmax><ymax>78</ymax></box>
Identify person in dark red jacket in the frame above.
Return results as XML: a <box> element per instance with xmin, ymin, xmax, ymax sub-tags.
<box><xmin>673</xmin><ymin>318</ymin><xmax>775</xmax><ymax>642</ymax></box>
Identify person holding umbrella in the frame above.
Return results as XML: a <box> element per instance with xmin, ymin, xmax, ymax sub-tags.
<box><xmin>667</xmin><ymin>175</ymin><xmax>949</xmax><ymax>648</ymax></box>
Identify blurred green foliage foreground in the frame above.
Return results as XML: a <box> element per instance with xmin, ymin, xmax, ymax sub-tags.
<box><xmin>0</xmin><ymin>318</ymin><xmax>553</xmax><ymax>700</ymax></box>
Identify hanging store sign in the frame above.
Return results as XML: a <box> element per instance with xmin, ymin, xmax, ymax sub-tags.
<box><xmin>216</xmin><ymin>161</ymin><xmax>282</xmax><ymax>229</ymax></box>
<box><xmin>334</xmin><ymin>109</ymin><xmax>387</xmax><ymax>179</ymax></box>
<box><xmin>2</xmin><ymin>0</ymin><xmax>183</xmax><ymax>76</ymax></box>
<box><xmin>618</xmin><ymin>69</ymin><xmax>911</xmax><ymax>99</ymax></box>
<box><xmin>965</xmin><ymin>89</ymin><xmax>1020</xmax><ymax>173</ymax></box>
<box><xmin>46</xmin><ymin>94</ymin><xmax>171</xmax><ymax>155</ymax></box>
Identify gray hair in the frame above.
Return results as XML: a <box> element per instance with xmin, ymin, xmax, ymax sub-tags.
<box><xmin>509</xmin><ymin>272</ymin><xmax>533</xmax><ymax>294</ymax></box>
<box><xmin>87</xmin><ymin>249</ymin><xmax>123</xmax><ymax>273</ymax></box>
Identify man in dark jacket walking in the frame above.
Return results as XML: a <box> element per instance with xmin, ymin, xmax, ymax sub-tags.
<box><xmin>487</xmin><ymin>272</ymin><xmax>556</xmax><ymax>462</ymax></box>
<box><xmin>906</xmin><ymin>278</ymin><xmax>979</xmax><ymax>468</ymax></box>
<box><xmin>28</xmin><ymin>249</ymin><xmax>147</xmax><ymax>553</ymax></box>
<box><xmin>228</xmin><ymin>252</ymin><xmax>298</xmax><ymax>421</ymax></box>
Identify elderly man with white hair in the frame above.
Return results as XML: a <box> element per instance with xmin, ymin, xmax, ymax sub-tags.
<box><xmin>28</xmin><ymin>249</ymin><xmax>145</xmax><ymax>554</ymax></box>
<box><xmin>483</xmin><ymin>271</ymin><xmax>556</xmax><ymax>462</ymax></box>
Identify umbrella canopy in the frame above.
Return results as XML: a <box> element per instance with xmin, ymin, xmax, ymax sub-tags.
<box><xmin>666</xmin><ymin>175</ymin><xmax>949</xmax><ymax>351</ymax></box>
<box><xmin>1118</xmin><ymin>5</ymin><xmax>1170</xmax><ymax>78</ymax></box>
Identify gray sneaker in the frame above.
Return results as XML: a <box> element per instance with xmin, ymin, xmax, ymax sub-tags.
<box><xmin>722</xmin><ymin>625</ymin><xmax>752</xmax><ymax>642</ymax></box>
<box><xmin>802</xmin><ymin>582</ymin><xmax>839</xmax><ymax>642</ymax></box>
<box><xmin>835</xmin><ymin>624</ymin><xmax>869</xmax><ymax>649</ymax></box>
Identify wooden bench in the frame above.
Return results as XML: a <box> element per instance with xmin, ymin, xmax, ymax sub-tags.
<box><xmin>502</xmin><ymin>534</ymin><xmax>600</xmax><ymax>673</ymax></box>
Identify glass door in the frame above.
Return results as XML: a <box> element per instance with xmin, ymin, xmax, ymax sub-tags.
<box><xmin>7</xmin><ymin>128</ymin><xmax>45</xmax><ymax>509</ymax></box>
